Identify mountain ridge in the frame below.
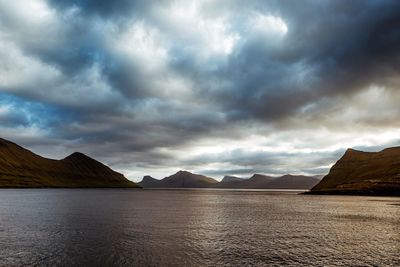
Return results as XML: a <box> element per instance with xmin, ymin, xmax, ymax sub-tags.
<box><xmin>309</xmin><ymin>146</ymin><xmax>400</xmax><ymax>195</ymax></box>
<box><xmin>221</xmin><ymin>175</ymin><xmax>244</xmax><ymax>183</ymax></box>
<box><xmin>139</xmin><ymin>170</ymin><xmax>219</xmax><ymax>188</ymax></box>
<box><xmin>0</xmin><ymin>138</ymin><xmax>139</xmax><ymax>188</ymax></box>
<box><xmin>139</xmin><ymin>171</ymin><xmax>321</xmax><ymax>189</ymax></box>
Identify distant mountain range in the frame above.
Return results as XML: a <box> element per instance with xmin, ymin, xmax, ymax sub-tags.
<box><xmin>139</xmin><ymin>171</ymin><xmax>219</xmax><ymax>188</ymax></box>
<box><xmin>3</xmin><ymin>137</ymin><xmax>399</xmax><ymax>195</ymax></box>
<box><xmin>0</xmin><ymin>138</ymin><xmax>138</xmax><ymax>188</ymax></box>
<box><xmin>139</xmin><ymin>172</ymin><xmax>321</xmax><ymax>189</ymax></box>
<box><xmin>309</xmin><ymin>147</ymin><xmax>400</xmax><ymax>196</ymax></box>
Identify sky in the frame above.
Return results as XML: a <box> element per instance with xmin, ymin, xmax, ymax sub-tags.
<box><xmin>1</xmin><ymin>0</ymin><xmax>400</xmax><ymax>181</ymax></box>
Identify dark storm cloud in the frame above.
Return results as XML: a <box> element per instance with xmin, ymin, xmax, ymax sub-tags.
<box><xmin>296</xmin><ymin>1</ymin><xmax>400</xmax><ymax>92</ymax></box>
<box><xmin>1</xmin><ymin>0</ymin><xmax>400</xmax><ymax>180</ymax></box>
<box><xmin>47</xmin><ymin>0</ymin><xmax>151</xmax><ymax>17</ymax></box>
<box><xmin>212</xmin><ymin>0</ymin><xmax>400</xmax><ymax>121</ymax></box>
<box><xmin>6</xmin><ymin>0</ymin><xmax>400</xmax><ymax>118</ymax></box>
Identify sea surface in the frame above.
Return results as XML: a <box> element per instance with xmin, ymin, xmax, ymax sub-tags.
<box><xmin>0</xmin><ymin>189</ymin><xmax>399</xmax><ymax>266</ymax></box>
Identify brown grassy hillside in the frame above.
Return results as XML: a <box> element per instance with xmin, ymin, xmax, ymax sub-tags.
<box><xmin>310</xmin><ymin>147</ymin><xmax>400</xmax><ymax>195</ymax></box>
<box><xmin>0</xmin><ymin>138</ymin><xmax>138</xmax><ymax>188</ymax></box>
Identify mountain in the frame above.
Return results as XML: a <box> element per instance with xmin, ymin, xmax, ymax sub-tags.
<box><xmin>263</xmin><ymin>174</ymin><xmax>320</xmax><ymax>189</ymax></box>
<box><xmin>216</xmin><ymin>175</ymin><xmax>245</xmax><ymax>188</ymax></box>
<box><xmin>0</xmin><ymin>138</ymin><xmax>139</xmax><ymax>188</ymax></box>
<box><xmin>139</xmin><ymin>170</ymin><xmax>219</xmax><ymax>188</ymax></box>
<box><xmin>140</xmin><ymin>171</ymin><xmax>319</xmax><ymax>189</ymax></box>
<box><xmin>138</xmin><ymin>175</ymin><xmax>163</xmax><ymax>188</ymax></box>
<box><xmin>220</xmin><ymin>174</ymin><xmax>276</xmax><ymax>189</ymax></box>
<box><xmin>309</xmin><ymin>147</ymin><xmax>400</xmax><ymax>195</ymax></box>
<box><xmin>221</xmin><ymin>175</ymin><xmax>244</xmax><ymax>183</ymax></box>
<box><xmin>217</xmin><ymin>174</ymin><xmax>319</xmax><ymax>189</ymax></box>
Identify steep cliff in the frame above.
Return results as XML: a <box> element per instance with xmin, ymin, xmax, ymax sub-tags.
<box><xmin>310</xmin><ymin>147</ymin><xmax>400</xmax><ymax>195</ymax></box>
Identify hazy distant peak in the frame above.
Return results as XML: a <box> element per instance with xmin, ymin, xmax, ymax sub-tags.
<box><xmin>142</xmin><ymin>175</ymin><xmax>157</xmax><ymax>181</ymax></box>
<box><xmin>221</xmin><ymin>175</ymin><xmax>243</xmax><ymax>183</ymax></box>
<box><xmin>249</xmin><ymin>174</ymin><xmax>275</xmax><ymax>180</ymax></box>
<box><xmin>176</xmin><ymin>170</ymin><xmax>192</xmax><ymax>175</ymax></box>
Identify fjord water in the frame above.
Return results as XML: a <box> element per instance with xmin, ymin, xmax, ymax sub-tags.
<box><xmin>0</xmin><ymin>189</ymin><xmax>399</xmax><ymax>266</ymax></box>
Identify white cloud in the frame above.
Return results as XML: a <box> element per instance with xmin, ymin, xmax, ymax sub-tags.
<box><xmin>250</xmin><ymin>13</ymin><xmax>288</xmax><ymax>36</ymax></box>
<box><xmin>0</xmin><ymin>0</ymin><xmax>66</xmax><ymax>50</ymax></box>
<box><xmin>112</xmin><ymin>22</ymin><xmax>168</xmax><ymax>73</ymax></box>
<box><xmin>0</xmin><ymin>40</ymin><xmax>62</xmax><ymax>90</ymax></box>
<box><xmin>0</xmin><ymin>39</ymin><xmax>120</xmax><ymax>108</ymax></box>
<box><xmin>154</xmin><ymin>1</ymin><xmax>240</xmax><ymax>58</ymax></box>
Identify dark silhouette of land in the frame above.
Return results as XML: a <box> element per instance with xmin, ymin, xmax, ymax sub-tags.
<box><xmin>309</xmin><ymin>147</ymin><xmax>400</xmax><ymax>196</ymax></box>
<box><xmin>221</xmin><ymin>175</ymin><xmax>244</xmax><ymax>183</ymax></box>
<box><xmin>139</xmin><ymin>171</ymin><xmax>219</xmax><ymax>188</ymax></box>
<box><xmin>3</xmin><ymin>137</ymin><xmax>399</xmax><ymax>195</ymax></box>
<box><xmin>139</xmin><ymin>171</ymin><xmax>321</xmax><ymax>189</ymax></box>
<box><xmin>0</xmin><ymin>138</ymin><xmax>139</xmax><ymax>188</ymax></box>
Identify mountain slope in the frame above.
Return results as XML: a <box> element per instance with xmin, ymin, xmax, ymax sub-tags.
<box><xmin>221</xmin><ymin>175</ymin><xmax>244</xmax><ymax>183</ymax></box>
<box><xmin>216</xmin><ymin>175</ymin><xmax>245</xmax><ymax>188</ymax></box>
<box><xmin>162</xmin><ymin>171</ymin><xmax>219</xmax><ymax>188</ymax></box>
<box><xmin>138</xmin><ymin>175</ymin><xmax>164</xmax><ymax>187</ymax></box>
<box><xmin>0</xmin><ymin>138</ymin><xmax>138</xmax><ymax>188</ymax></box>
<box><xmin>216</xmin><ymin>174</ymin><xmax>276</xmax><ymax>189</ymax></box>
<box><xmin>217</xmin><ymin>174</ymin><xmax>319</xmax><ymax>189</ymax></box>
<box><xmin>138</xmin><ymin>171</ymin><xmax>219</xmax><ymax>188</ymax></box>
<box><xmin>139</xmin><ymin>171</ymin><xmax>319</xmax><ymax>189</ymax></box>
<box><xmin>264</xmin><ymin>175</ymin><xmax>320</xmax><ymax>189</ymax></box>
<box><xmin>309</xmin><ymin>147</ymin><xmax>400</xmax><ymax>195</ymax></box>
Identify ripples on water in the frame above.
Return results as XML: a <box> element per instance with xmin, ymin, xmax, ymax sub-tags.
<box><xmin>0</xmin><ymin>189</ymin><xmax>399</xmax><ymax>266</ymax></box>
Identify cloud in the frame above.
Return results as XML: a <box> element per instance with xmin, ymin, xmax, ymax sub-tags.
<box><xmin>0</xmin><ymin>0</ymin><xmax>399</xmax><ymax>181</ymax></box>
<box><xmin>47</xmin><ymin>0</ymin><xmax>150</xmax><ymax>18</ymax></box>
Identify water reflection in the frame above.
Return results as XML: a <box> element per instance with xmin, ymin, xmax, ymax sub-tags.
<box><xmin>0</xmin><ymin>189</ymin><xmax>399</xmax><ymax>266</ymax></box>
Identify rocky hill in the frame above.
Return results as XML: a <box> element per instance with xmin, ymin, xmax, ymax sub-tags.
<box><xmin>139</xmin><ymin>172</ymin><xmax>320</xmax><ymax>189</ymax></box>
<box><xmin>309</xmin><ymin>147</ymin><xmax>400</xmax><ymax>195</ymax></box>
<box><xmin>139</xmin><ymin>171</ymin><xmax>218</xmax><ymax>188</ymax></box>
<box><xmin>0</xmin><ymin>138</ymin><xmax>138</xmax><ymax>188</ymax></box>
<box><xmin>265</xmin><ymin>174</ymin><xmax>320</xmax><ymax>189</ymax></box>
<box><xmin>221</xmin><ymin>175</ymin><xmax>244</xmax><ymax>183</ymax></box>
<box><xmin>217</xmin><ymin>174</ymin><xmax>319</xmax><ymax>189</ymax></box>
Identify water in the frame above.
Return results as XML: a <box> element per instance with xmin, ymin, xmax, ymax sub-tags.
<box><xmin>0</xmin><ymin>189</ymin><xmax>399</xmax><ymax>266</ymax></box>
